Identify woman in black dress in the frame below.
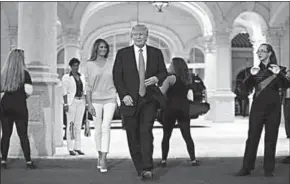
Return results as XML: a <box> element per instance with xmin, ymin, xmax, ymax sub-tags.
<box><xmin>236</xmin><ymin>43</ymin><xmax>289</xmax><ymax>177</ymax></box>
<box><xmin>0</xmin><ymin>49</ymin><xmax>36</xmax><ymax>169</ymax></box>
<box><xmin>158</xmin><ymin>57</ymin><xmax>200</xmax><ymax>167</ymax></box>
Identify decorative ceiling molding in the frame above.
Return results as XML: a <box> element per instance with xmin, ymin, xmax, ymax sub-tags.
<box><xmin>80</xmin><ymin>2</ymin><xmax>215</xmax><ymax>37</ymax></box>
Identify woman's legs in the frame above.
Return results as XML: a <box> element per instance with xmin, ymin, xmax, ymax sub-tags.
<box><xmin>177</xmin><ymin>115</ymin><xmax>197</xmax><ymax>162</ymax></box>
<box><xmin>236</xmin><ymin>102</ymin><xmax>264</xmax><ymax>176</ymax></box>
<box><xmin>101</xmin><ymin>103</ymin><xmax>116</xmax><ymax>153</ymax></box>
<box><xmin>15</xmin><ymin>119</ymin><xmax>31</xmax><ymax>162</ymax></box>
<box><xmin>100</xmin><ymin>102</ymin><xmax>116</xmax><ymax>172</ymax></box>
<box><xmin>1</xmin><ymin>116</ymin><xmax>14</xmax><ymax>161</ymax></box>
<box><xmin>161</xmin><ymin>108</ymin><xmax>176</xmax><ymax>161</ymax></box>
<box><xmin>92</xmin><ymin>103</ymin><xmax>104</xmax><ymax>166</ymax></box>
<box><xmin>263</xmin><ymin>103</ymin><xmax>281</xmax><ymax>175</ymax></box>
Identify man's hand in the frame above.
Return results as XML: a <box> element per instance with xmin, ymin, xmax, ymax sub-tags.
<box><xmin>123</xmin><ymin>95</ymin><xmax>134</xmax><ymax>106</ymax></box>
<box><xmin>250</xmin><ymin>66</ymin><xmax>260</xmax><ymax>75</ymax></box>
<box><xmin>145</xmin><ymin>76</ymin><xmax>158</xmax><ymax>86</ymax></box>
<box><xmin>268</xmin><ymin>64</ymin><xmax>280</xmax><ymax>74</ymax></box>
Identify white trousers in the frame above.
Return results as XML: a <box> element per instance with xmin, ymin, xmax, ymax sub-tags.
<box><xmin>93</xmin><ymin>102</ymin><xmax>116</xmax><ymax>153</ymax></box>
<box><xmin>66</xmin><ymin>98</ymin><xmax>86</xmax><ymax>151</ymax></box>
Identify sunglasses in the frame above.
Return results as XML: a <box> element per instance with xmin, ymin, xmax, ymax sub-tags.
<box><xmin>256</xmin><ymin>50</ymin><xmax>269</xmax><ymax>54</ymax></box>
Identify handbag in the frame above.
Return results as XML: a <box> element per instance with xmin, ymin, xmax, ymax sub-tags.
<box><xmin>84</xmin><ymin>110</ymin><xmax>91</xmax><ymax>137</ymax></box>
<box><xmin>189</xmin><ymin>101</ymin><xmax>210</xmax><ymax>119</ymax></box>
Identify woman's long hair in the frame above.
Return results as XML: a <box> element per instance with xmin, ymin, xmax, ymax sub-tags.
<box><xmin>261</xmin><ymin>43</ymin><xmax>277</xmax><ymax>64</ymax></box>
<box><xmin>1</xmin><ymin>49</ymin><xmax>26</xmax><ymax>92</ymax></box>
<box><xmin>89</xmin><ymin>39</ymin><xmax>109</xmax><ymax>61</ymax></box>
<box><xmin>171</xmin><ymin>57</ymin><xmax>192</xmax><ymax>86</ymax></box>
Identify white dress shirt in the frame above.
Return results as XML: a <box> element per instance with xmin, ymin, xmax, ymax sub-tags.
<box><xmin>134</xmin><ymin>44</ymin><xmax>147</xmax><ymax>71</ymax></box>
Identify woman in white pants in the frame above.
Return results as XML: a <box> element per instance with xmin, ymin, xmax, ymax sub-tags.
<box><xmin>62</xmin><ymin>58</ymin><xmax>87</xmax><ymax>156</ymax></box>
<box><xmin>83</xmin><ymin>39</ymin><xmax>117</xmax><ymax>172</ymax></box>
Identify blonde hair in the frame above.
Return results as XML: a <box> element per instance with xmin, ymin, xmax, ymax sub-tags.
<box><xmin>131</xmin><ymin>24</ymin><xmax>149</xmax><ymax>35</ymax></box>
<box><xmin>1</xmin><ymin>49</ymin><xmax>26</xmax><ymax>92</ymax></box>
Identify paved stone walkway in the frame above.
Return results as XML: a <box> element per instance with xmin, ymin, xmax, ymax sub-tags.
<box><xmin>1</xmin><ymin>117</ymin><xmax>289</xmax><ymax>184</ymax></box>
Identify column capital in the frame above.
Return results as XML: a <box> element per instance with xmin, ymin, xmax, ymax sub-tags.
<box><xmin>8</xmin><ymin>26</ymin><xmax>18</xmax><ymax>37</ymax></box>
<box><xmin>62</xmin><ymin>28</ymin><xmax>80</xmax><ymax>47</ymax></box>
<box><xmin>213</xmin><ymin>29</ymin><xmax>231</xmax><ymax>47</ymax></box>
<box><xmin>266</xmin><ymin>27</ymin><xmax>284</xmax><ymax>39</ymax></box>
<box><xmin>203</xmin><ymin>37</ymin><xmax>216</xmax><ymax>53</ymax></box>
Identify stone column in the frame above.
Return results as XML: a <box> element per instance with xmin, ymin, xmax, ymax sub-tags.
<box><xmin>203</xmin><ymin>41</ymin><xmax>217</xmax><ymax>121</ymax></box>
<box><xmin>62</xmin><ymin>28</ymin><xmax>81</xmax><ymax>71</ymax></box>
<box><xmin>14</xmin><ymin>2</ymin><xmax>59</xmax><ymax>157</ymax></box>
<box><xmin>206</xmin><ymin>31</ymin><xmax>235</xmax><ymax>123</ymax></box>
<box><xmin>266</xmin><ymin>27</ymin><xmax>284</xmax><ymax>65</ymax></box>
<box><xmin>8</xmin><ymin>26</ymin><xmax>18</xmax><ymax>50</ymax></box>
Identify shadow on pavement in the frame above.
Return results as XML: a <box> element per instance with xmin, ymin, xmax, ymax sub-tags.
<box><xmin>1</xmin><ymin>156</ymin><xmax>289</xmax><ymax>184</ymax></box>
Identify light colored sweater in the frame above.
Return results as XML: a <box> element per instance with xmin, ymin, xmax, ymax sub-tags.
<box><xmin>82</xmin><ymin>60</ymin><xmax>116</xmax><ymax>104</ymax></box>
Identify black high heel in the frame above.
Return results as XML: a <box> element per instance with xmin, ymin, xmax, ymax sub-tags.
<box><xmin>74</xmin><ymin>150</ymin><xmax>85</xmax><ymax>155</ymax></box>
<box><xmin>191</xmin><ymin>160</ymin><xmax>200</xmax><ymax>166</ymax></box>
<box><xmin>159</xmin><ymin>160</ymin><xmax>167</xmax><ymax>167</ymax></box>
<box><xmin>1</xmin><ymin>161</ymin><xmax>7</xmax><ymax>169</ymax></box>
<box><xmin>26</xmin><ymin>161</ymin><xmax>37</xmax><ymax>169</ymax></box>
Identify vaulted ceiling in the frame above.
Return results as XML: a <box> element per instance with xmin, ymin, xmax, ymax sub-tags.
<box><xmin>1</xmin><ymin>1</ymin><xmax>289</xmax><ymax>43</ymax></box>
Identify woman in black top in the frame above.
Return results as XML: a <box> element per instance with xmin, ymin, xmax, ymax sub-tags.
<box><xmin>159</xmin><ymin>57</ymin><xmax>199</xmax><ymax>167</ymax></box>
<box><xmin>0</xmin><ymin>49</ymin><xmax>36</xmax><ymax>169</ymax></box>
<box><xmin>236</xmin><ymin>43</ymin><xmax>290</xmax><ymax>177</ymax></box>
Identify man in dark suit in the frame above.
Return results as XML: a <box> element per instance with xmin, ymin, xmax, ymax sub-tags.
<box><xmin>113</xmin><ymin>24</ymin><xmax>167</xmax><ymax>180</ymax></box>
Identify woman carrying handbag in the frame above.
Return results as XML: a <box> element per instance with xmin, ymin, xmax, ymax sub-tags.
<box><xmin>158</xmin><ymin>57</ymin><xmax>200</xmax><ymax>167</ymax></box>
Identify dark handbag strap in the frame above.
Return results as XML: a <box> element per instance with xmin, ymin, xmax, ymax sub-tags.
<box><xmin>255</xmin><ymin>74</ymin><xmax>277</xmax><ymax>97</ymax></box>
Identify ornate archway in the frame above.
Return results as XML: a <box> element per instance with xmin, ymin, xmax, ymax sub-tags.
<box><xmin>80</xmin><ymin>2</ymin><xmax>215</xmax><ymax>37</ymax></box>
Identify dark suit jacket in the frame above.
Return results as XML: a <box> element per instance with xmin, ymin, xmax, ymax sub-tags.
<box><xmin>113</xmin><ymin>45</ymin><xmax>168</xmax><ymax>116</ymax></box>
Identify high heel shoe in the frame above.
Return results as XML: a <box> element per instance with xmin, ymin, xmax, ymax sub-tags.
<box><xmin>97</xmin><ymin>158</ymin><xmax>101</xmax><ymax>169</ymax></box>
<box><xmin>26</xmin><ymin>161</ymin><xmax>37</xmax><ymax>169</ymax></box>
<box><xmin>159</xmin><ymin>160</ymin><xmax>167</xmax><ymax>167</ymax></box>
<box><xmin>74</xmin><ymin>150</ymin><xmax>85</xmax><ymax>155</ymax></box>
<box><xmin>100</xmin><ymin>158</ymin><xmax>108</xmax><ymax>173</ymax></box>
<box><xmin>1</xmin><ymin>161</ymin><xmax>7</xmax><ymax>169</ymax></box>
<box><xmin>235</xmin><ymin>169</ymin><xmax>251</xmax><ymax>176</ymax></box>
<box><xmin>191</xmin><ymin>160</ymin><xmax>200</xmax><ymax>166</ymax></box>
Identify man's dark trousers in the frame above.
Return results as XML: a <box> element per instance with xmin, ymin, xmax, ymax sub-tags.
<box><xmin>124</xmin><ymin>94</ymin><xmax>157</xmax><ymax>174</ymax></box>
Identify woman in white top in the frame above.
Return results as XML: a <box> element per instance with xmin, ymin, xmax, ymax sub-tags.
<box><xmin>83</xmin><ymin>39</ymin><xmax>117</xmax><ymax>173</ymax></box>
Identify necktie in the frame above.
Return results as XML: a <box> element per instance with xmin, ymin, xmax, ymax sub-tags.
<box><xmin>138</xmin><ymin>49</ymin><xmax>146</xmax><ymax>96</ymax></box>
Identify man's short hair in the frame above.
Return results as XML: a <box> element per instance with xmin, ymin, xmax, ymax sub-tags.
<box><xmin>69</xmin><ymin>58</ymin><xmax>80</xmax><ymax>66</ymax></box>
<box><xmin>132</xmin><ymin>24</ymin><xmax>148</xmax><ymax>35</ymax></box>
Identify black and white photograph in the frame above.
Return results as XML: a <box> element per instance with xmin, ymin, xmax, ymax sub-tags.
<box><xmin>0</xmin><ymin>1</ymin><xmax>289</xmax><ymax>184</ymax></box>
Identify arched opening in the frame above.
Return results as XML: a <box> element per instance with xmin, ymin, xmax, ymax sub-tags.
<box><xmin>188</xmin><ymin>47</ymin><xmax>205</xmax><ymax>81</ymax></box>
<box><xmin>57</xmin><ymin>48</ymin><xmax>65</xmax><ymax>79</ymax></box>
<box><xmin>231</xmin><ymin>33</ymin><xmax>253</xmax><ymax>117</ymax></box>
<box><xmin>231</xmin><ymin>11</ymin><xmax>267</xmax><ymax>117</ymax></box>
